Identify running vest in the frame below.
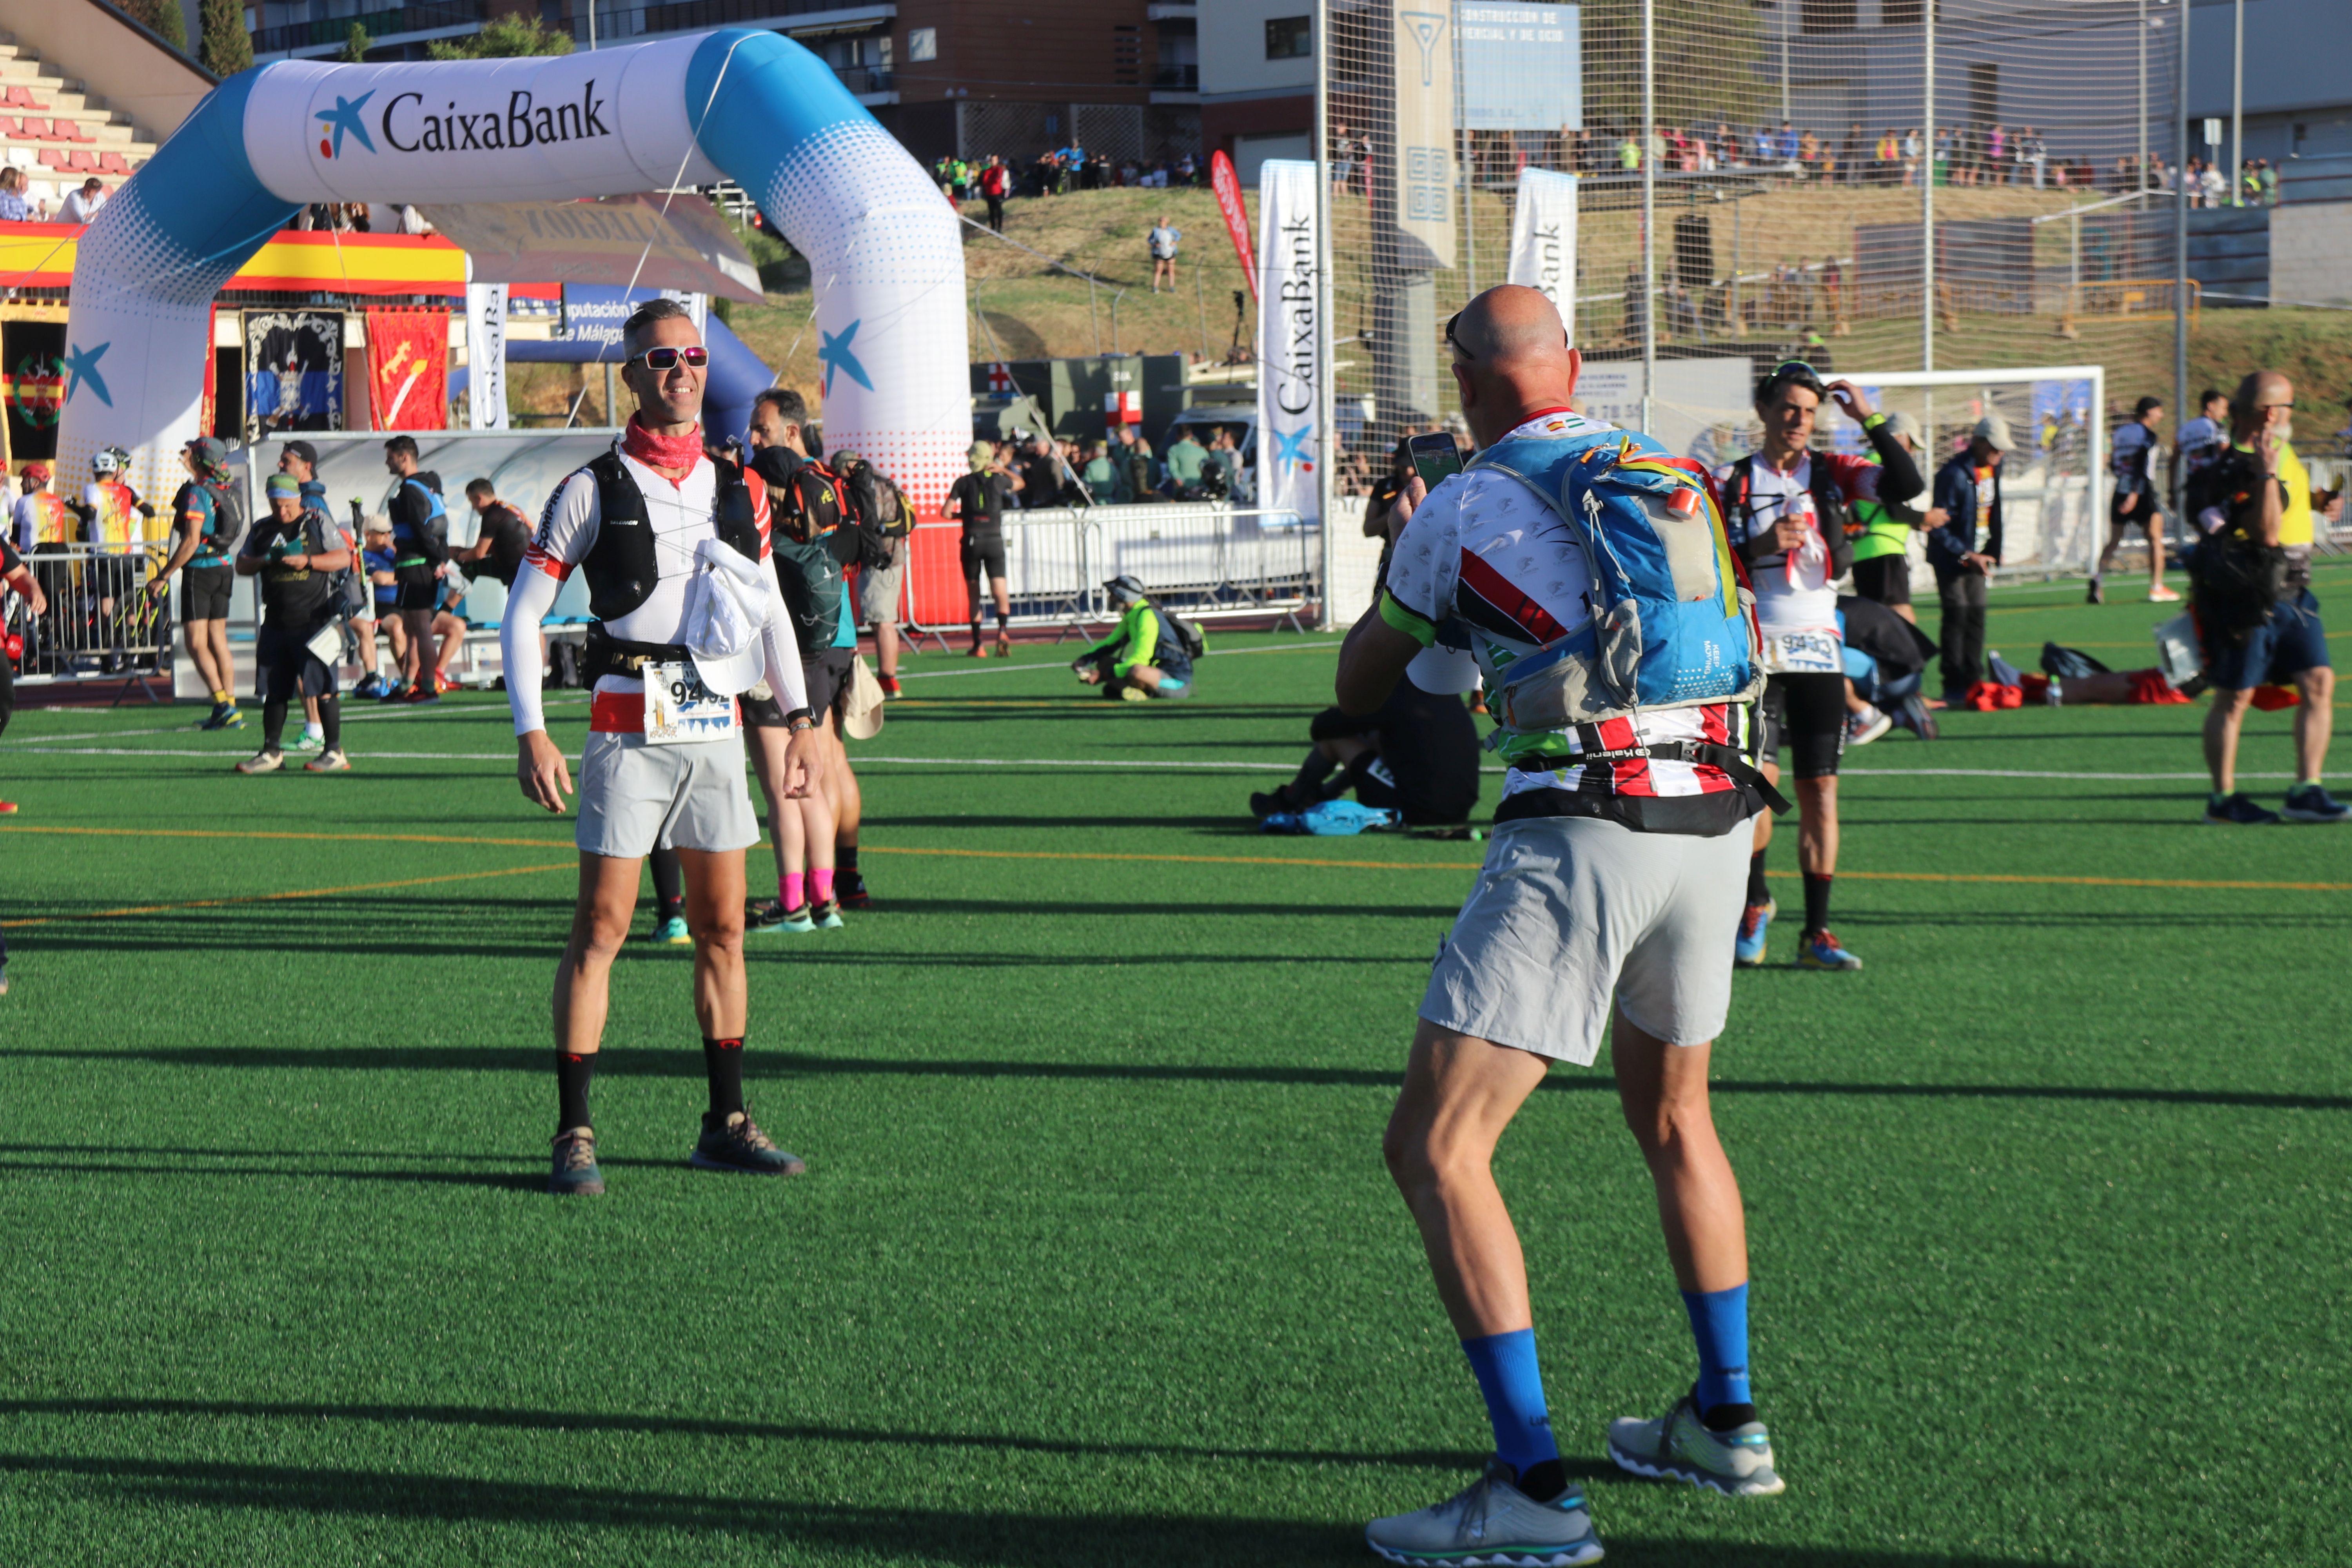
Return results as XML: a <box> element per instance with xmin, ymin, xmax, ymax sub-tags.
<box><xmin>1845</xmin><ymin>457</ymin><xmax>1911</xmax><ymax>563</ymax></box>
<box><xmin>577</xmin><ymin>449</ymin><xmax>760</xmax><ymax>624</ymax></box>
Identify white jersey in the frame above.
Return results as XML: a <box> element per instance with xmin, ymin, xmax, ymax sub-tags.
<box><xmin>1713</xmin><ymin>450</ymin><xmax>1884</xmax><ymax>674</ymax></box>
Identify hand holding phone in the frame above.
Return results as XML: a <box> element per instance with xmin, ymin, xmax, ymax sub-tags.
<box><xmin>1407</xmin><ymin>432</ymin><xmax>1464</xmax><ymax>491</ymax></box>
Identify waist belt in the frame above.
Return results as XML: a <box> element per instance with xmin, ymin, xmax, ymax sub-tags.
<box><xmin>1511</xmin><ymin>741</ymin><xmax>1790</xmax><ymax>816</ymax></box>
<box><xmin>584</xmin><ymin>623</ymin><xmax>691</xmax><ymax>686</ymax></box>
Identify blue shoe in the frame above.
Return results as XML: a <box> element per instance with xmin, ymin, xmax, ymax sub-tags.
<box><xmin>652</xmin><ymin>915</ymin><xmax>691</xmax><ymax>946</ymax></box>
<box><xmin>1733</xmin><ymin>898</ymin><xmax>1774</xmax><ymax>967</ymax></box>
<box><xmin>2281</xmin><ymin>784</ymin><xmax>2348</xmax><ymax>824</ymax></box>
<box><xmin>548</xmin><ymin>1128</ymin><xmax>604</xmax><ymax>1196</ymax></box>
<box><xmin>198</xmin><ymin>703</ymin><xmax>244</xmax><ymax>731</ymax></box>
<box><xmin>2205</xmin><ymin>792</ymin><xmax>2280</xmax><ymax>826</ymax></box>
<box><xmin>811</xmin><ymin>898</ymin><xmax>844</xmax><ymax>929</ymax></box>
<box><xmin>1796</xmin><ymin>929</ymin><xmax>1862</xmax><ymax>970</ymax></box>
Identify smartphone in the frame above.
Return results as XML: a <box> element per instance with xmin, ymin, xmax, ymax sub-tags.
<box><xmin>1408</xmin><ymin>432</ymin><xmax>1465</xmax><ymax>490</ymax></box>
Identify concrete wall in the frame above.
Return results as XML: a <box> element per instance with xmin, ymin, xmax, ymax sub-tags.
<box><xmin>2270</xmin><ymin>200</ymin><xmax>2352</xmax><ymax>307</ymax></box>
<box><xmin>11</xmin><ymin>0</ymin><xmax>217</xmax><ymax>146</ymax></box>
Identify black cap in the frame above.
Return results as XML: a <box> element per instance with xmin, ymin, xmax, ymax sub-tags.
<box><xmin>281</xmin><ymin>439</ymin><xmax>318</xmax><ymax>468</ymax></box>
<box><xmin>749</xmin><ymin>445</ymin><xmax>803</xmax><ymax>487</ymax></box>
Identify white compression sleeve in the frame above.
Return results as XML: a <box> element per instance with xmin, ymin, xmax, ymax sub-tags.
<box><xmin>501</xmin><ymin>564</ymin><xmax>560</xmax><ymax>735</ymax></box>
<box><xmin>758</xmin><ymin>554</ymin><xmax>809</xmax><ymax>715</ymax></box>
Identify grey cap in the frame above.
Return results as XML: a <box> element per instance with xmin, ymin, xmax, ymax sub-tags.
<box><xmin>1972</xmin><ymin>413</ymin><xmax>2016</xmax><ymax>452</ymax></box>
<box><xmin>1883</xmin><ymin>409</ymin><xmax>1922</xmax><ymax>446</ymax></box>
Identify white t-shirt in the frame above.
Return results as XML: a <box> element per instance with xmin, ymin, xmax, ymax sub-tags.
<box><xmin>58</xmin><ymin>188</ymin><xmax>105</xmax><ymax>225</ymax></box>
<box><xmin>1713</xmin><ymin>450</ymin><xmax>1887</xmax><ymax>673</ymax></box>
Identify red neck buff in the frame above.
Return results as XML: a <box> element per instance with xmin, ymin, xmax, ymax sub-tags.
<box><xmin>621</xmin><ymin>415</ymin><xmax>704</xmax><ymax>481</ymax></box>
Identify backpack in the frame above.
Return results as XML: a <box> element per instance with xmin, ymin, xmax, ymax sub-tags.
<box><xmin>842</xmin><ymin>460</ymin><xmax>911</xmax><ymax>539</ymax></box>
<box><xmin>1467</xmin><ymin>427</ymin><xmax>1764</xmax><ymax>730</ymax></box>
<box><xmin>2039</xmin><ymin>642</ymin><xmax>2111</xmax><ymax>680</ymax></box>
<box><xmin>185</xmin><ymin>477</ymin><xmax>247</xmax><ymax>555</ymax></box>
<box><xmin>1145</xmin><ymin>597</ymin><xmax>1205</xmax><ymax>660</ymax></box>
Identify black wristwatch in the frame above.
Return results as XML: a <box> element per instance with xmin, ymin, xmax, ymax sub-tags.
<box><xmin>783</xmin><ymin>706</ymin><xmax>815</xmax><ymax>731</ymax></box>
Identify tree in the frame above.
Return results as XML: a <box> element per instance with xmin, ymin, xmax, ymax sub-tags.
<box><xmin>337</xmin><ymin>22</ymin><xmax>372</xmax><ymax>64</ymax></box>
<box><xmin>118</xmin><ymin>0</ymin><xmax>188</xmax><ymax>54</ymax></box>
<box><xmin>426</xmin><ymin>16</ymin><xmax>574</xmax><ymax>60</ymax></box>
<box><xmin>197</xmin><ymin>0</ymin><xmax>253</xmax><ymax>76</ymax></box>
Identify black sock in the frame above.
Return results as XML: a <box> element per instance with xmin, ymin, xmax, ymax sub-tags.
<box><xmin>837</xmin><ymin>843</ymin><xmax>858</xmax><ymax>873</ymax></box>
<box><xmin>1802</xmin><ymin>872</ymin><xmax>1833</xmax><ymax>936</ymax></box>
<box><xmin>318</xmin><ymin>695</ymin><xmax>340</xmax><ymax>752</ymax></box>
<box><xmin>1746</xmin><ymin>848</ymin><xmax>1769</xmax><ymax>908</ymax></box>
<box><xmin>555</xmin><ymin>1051</ymin><xmax>594</xmax><ymax>1133</ymax></box>
<box><xmin>1286</xmin><ymin>748</ymin><xmax>1340</xmax><ymax>805</ymax></box>
<box><xmin>1701</xmin><ymin>1400</ymin><xmax>1759</xmax><ymax>1433</ymax></box>
<box><xmin>650</xmin><ymin>847</ymin><xmax>685</xmax><ymax>924</ymax></box>
<box><xmin>703</xmin><ymin>1036</ymin><xmax>745</xmax><ymax>1121</ymax></box>
<box><xmin>1514</xmin><ymin>1457</ymin><xmax>1569</xmax><ymax>1503</ymax></box>
<box><xmin>262</xmin><ymin>695</ymin><xmax>289</xmax><ymax>750</ymax></box>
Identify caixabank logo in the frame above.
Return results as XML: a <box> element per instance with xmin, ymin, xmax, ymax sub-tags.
<box><xmin>313</xmin><ymin>82</ymin><xmax>612</xmax><ymax>159</ymax></box>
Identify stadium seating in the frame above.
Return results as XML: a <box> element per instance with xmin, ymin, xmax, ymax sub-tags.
<box><xmin>0</xmin><ymin>34</ymin><xmax>156</xmax><ymax>212</ymax></box>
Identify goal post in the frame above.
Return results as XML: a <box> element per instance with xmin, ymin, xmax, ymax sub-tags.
<box><xmin>1829</xmin><ymin>365</ymin><xmax>2109</xmax><ymax>584</ymax></box>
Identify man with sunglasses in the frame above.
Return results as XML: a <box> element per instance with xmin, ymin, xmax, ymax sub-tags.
<box><xmin>1714</xmin><ymin>359</ymin><xmax>1922</xmax><ymax>970</ymax></box>
<box><xmin>501</xmin><ymin>299</ymin><xmax>826</xmax><ymax>1196</ymax></box>
<box><xmin>1345</xmin><ymin>288</ymin><xmax>1783</xmax><ymax>1568</ymax></box>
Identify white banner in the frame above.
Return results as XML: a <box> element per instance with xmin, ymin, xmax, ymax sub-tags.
<box><xmin>1255</xmin><ymin>160</ymin><xmax>1322</xmax><ymax>530</ymax></box>
<box><xmin>1394</xmin><ymin>5</ymin><xmax>1456</xmax><ymax>270</ymax></box>
<box><xmin>465</xmin><ymin>281</ymin><xmax>508</xmax><ymax>430</ymax></box>
<box><xmin>1506</xmin><ymin>167</ymin><xmax>1576</xmax><ymax>338</ymax></box>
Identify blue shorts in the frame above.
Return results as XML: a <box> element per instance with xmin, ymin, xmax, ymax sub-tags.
<box><xmin>2207</xmin><ymin>590</ymin><xmax>2329</xmax><ymax>691</ymax></box>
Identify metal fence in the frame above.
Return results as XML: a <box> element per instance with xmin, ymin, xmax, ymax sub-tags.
<box><xmin>897</xmin><ymin>504</ymin><xmax>1316</xmax><ymax>642</ymax></box>
<box><xmin>5</xmin><ymin>542</ymin><xmax>175</xmax><ymax>695</ymax></box>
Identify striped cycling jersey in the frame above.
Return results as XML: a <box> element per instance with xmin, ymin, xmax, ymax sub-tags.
<box><xmin>1379</xmin><ymin>409</ymin><xmax>1756</xmax><ymax>835</ymax></box>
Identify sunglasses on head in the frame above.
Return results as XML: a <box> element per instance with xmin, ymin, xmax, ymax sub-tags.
<box><xmin>630</xmin><ymin>346</ymin><xmax>710</xmax><ymax>370</ymax></box>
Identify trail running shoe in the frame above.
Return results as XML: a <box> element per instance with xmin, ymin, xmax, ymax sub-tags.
<box><xmin>198</xmin><ymin>703</ymin><xmax>243</xmax><ymax>731</ymax></box>
<box><xmin>811</xmin><ymin>897</ymin><xmax>844</xmax><ymax>929</ymax></box>
<box><xmin>376</xmin><ymin>682</ymin><xmax>410</xmax><ymax>703</ymax></box>
<box><xmin>1734</xmin><ymin>898</ymin><xmax>1774</xmax><ymax>967</ymax></box>
<box><xmin>690</xmin><ymin>1112</ymin><xmax>805</xmax><ymax>1176</ymax></box>
<box><xmin>1365</xmin><ymin>1459</ymin><xmax>1604</xmax><ymax>1567</ymax></box>
<box><xmin>1846</xmin><ymin>704</ymin><xmax>1892</xmax><ymax>745</ymax></box>
<box><xmin>404</xmin><ymin>684</ymin><xmax>441</xmax><ymax>705</ymax></box>
<box><xmin>1118</xmin><ymin>685</ymin><xmax>1149</xmax><ymax>702</ymax></box>
<box><xmin>838</xmin><ymin>871</ymin><xmax>872</xmax><ymax>910</ymax></box>
<box><xmin>2205</xmin><ymin>793</ymin><xmax>2280</xmax><ymax>826</ymax></box>
<box><xmin>351</xmin><ymin>674</ymin><xmax>384</xmax><ymax>699</ymax></box>
<box><xmin>549</xmin><ymin>1127</ymin><xmax>604</xmax><ymax>1196</ymax></box>
<box><xmin>995</xmin><ymin>631</ymin><xmax>1013</xmax><ymax>658</ymax></box>
<box><xmin>2148</xmin><ymin>584</ymin><xmax>2181</xmax><ymax>603</ymax></box>
<box><xmin>651</xmin><ymin>915</ymin><xmax>691</xmax><ymax>945</ymax></box>
<box><xmin>1796</xmin><ymin>930</ymin><xmax>1862</xmax><ymax>970</ymax></box>
<box><xmin>2085</xmin><ymin>578</ymin><xmax>2105</xmax><ymax>604</ymax></box>
<box><xmin>234</xmin><ymin>748</ymin><xmax>285</xmax><ymax>775</ymax></box>
<box><xmin>2281</xmin><ymin>784</ymin><xmax>2349</xmax><ymax>824</ymax></box>
<box><xmin>303</xmin><ymin>749</ymin><xmax>351</xmax><ymax>774</ymax></box>
<box><xmin>1894</xmin><ymin>693</ymin><xmax>1938</xmax><ymax>740</ymax></box>
<box><xmin>286</xmin><ymin>731</ymin><xmax>324</xmax><ymax>754</ymax></box>
<box><xmin>1608</xmin><ymin>1392</ymin><xmax>1785</xmax><ymax>1497</ymax></box>
<box><xmin>878</xmin><ymin>673</ymin><xmax>902</xmax><ymax>699</ymax></box>
<box><xmin>774</xmin><ymin>902</ymin><xmax>818</xmax><ymax>933</ymax></box>
<box><xmin>745</xmin><ymin>897</ymin><xmax>792</xmax><ymax>933</ymax></box>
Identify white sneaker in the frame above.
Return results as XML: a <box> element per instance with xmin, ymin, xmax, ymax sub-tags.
<box><xmin>1366</xmin><ymin>1460</ymin><xmax>1604</xmax><ymax>1567</ymax></box>
<box><xmin>234</xmin><ymin>749</ymin><xmax>285</xmax><ymax>775</ymax></box>
<box><xmin>1608</xmin><ymin>1392</ymin><xmax>1785</xmax><ymax>1497</ymax></box>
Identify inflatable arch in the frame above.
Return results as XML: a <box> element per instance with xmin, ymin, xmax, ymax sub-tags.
<box><xmin>57</xmin><ymin>29</ymin><xmax>968</xmax><ymax>509</ymax></box>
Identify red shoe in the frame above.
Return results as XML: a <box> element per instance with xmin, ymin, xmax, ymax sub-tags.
<box><xmin>878</xmin><ymin>673</ymin><xmax>902</xmax><ymax>699</ymax></box>
<box><xmin>0</xmin><ymin>800</ymin><xmax>18</xmax><ymax>814</ymax></box>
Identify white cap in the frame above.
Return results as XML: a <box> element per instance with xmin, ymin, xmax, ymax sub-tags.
<box><xmin>1973</xmin><ymin>414</ymin><xmax>2016</xmax><ymax>452</ymax></box>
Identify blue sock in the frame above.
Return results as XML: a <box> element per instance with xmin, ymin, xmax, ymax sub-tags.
<box><xmin>1681</xmin><ymin>1283</ymin><xmax>1753</xmax><ymax>1412</ymax></box>
<box><xmin>1460</xmin><ymin>1328</ymin><xmax>1559</xmax><ymax>1473</ymax></box>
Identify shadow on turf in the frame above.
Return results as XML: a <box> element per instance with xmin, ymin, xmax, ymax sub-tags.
<box><xmin>0</xmin><ymin>1446</ymin><xmax>2076</xmax><ymax>1566</ymax></box>
<box><xmin>2</xmin><ymin>1052</ymin><xmax>2345</xmax><ymax>1114</ymax></box>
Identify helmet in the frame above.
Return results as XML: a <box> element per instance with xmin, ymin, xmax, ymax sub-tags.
<box><xmin>91</xmin><ymin>448</ymin><xmax>120</xmax><ymax>476</ymax></box>
<box><xmin>1104</xmin><ymin>573</ymin><xmax>1146</xmax><ymax>607</ymax></box>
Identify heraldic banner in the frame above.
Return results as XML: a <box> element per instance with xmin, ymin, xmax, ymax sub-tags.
<box><xmin>365</xmin><ymin>306</ymin><xmax>450</xmax><ymax>433</ymax></box>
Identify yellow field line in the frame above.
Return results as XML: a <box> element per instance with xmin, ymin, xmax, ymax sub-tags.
<box><xmin>0</xmin><ymin>862</ymin><xmax>575</xmax><ymax>929</ymax></box>
<box><xmin>3</xmin><ymin>825</ymin><xmax>2345</xmax><ymax>893</ymax></box>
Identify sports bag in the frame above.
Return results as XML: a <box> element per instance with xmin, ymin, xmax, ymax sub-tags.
<box><xmin>1467</xmin><ymin>428</ymin><xmax>1764</xmax><ymax>730</ymax></box>
<box><xmin>1145</xmin><ymin>597</ymin><xmax>1206</xmax><ymax>660</ymax></box>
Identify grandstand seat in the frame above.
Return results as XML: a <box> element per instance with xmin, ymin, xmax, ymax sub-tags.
<box><xmin>36</xmin><ymin>148</ymin><xmax>65</xmax><ymax>169</ymax></box>
<box><xmin>19</xmin><ymin>117</ymin><xmax>49</xmax><ymax>139</ymax></box>
<box><xmin>65</xmin><ymin>149</ymin><xmax>96</xmax><ymax>174</ymax></box>
<box><xmin>0</xmin><ymin>116</ymin><xmax>17</xmax><ymax>138</ymax></box>
<box><xmin>97</xmin><ymin>150</ymin><xmax>129</xmax><ymax>176</ymax></box>
<box><xmin>55</xmin><ymin>120</ymin><xmax>93</xmax><ymax>144</ymax></box>
<box><xmin>0</xmin><ymin>86</ymin><xmax>41</xmax><ymax>110</ymax></box>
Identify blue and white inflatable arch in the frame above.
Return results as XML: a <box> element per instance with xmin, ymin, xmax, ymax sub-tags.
<box><xmin>58</xmin><ymin>29</ymin><xmax>968</xmax><ymax>510</ymax></box>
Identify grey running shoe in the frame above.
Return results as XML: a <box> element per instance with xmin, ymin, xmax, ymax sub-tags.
<box><xmin>549</xmin><ymin>1127</ymin><xmax>604</xmax><ymax>1196</ymax></box>
<box><xmin>1367</xmin><ymin>1461</ymin><xmax>1603</xmax><ymax>1567</ymax></box>
<box><xmin>303</xmin><ymin>749</ymin><xmax>350</xmax><ymax>774</ymax></box>
<box><xmin>1608</xmin><ymin>1392</ymin><xmax>1784</xmax><ymax>1497</ymax></box>
<box><xmin>234</xmin><ymin>748</ymin><xmax>285</xmax><ymax>775</ymax></box>
<box><xmin>690</xmin><ymin>1112</ymin><xmax>806</xmax><ymax>1176</ymax></box>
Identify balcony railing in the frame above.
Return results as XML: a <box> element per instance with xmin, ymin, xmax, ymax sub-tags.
<box><xmin>562</xmin><ymin>0</ymin><xmax>895</xmax><ymax>42</ymax></box>
<box><xmin>1152</xmin><ymin>64</ymin><xmax>1198</xmax><ymax>90</ymax></box>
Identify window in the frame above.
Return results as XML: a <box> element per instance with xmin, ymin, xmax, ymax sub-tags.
<box><xmin>1800</xmin><ymin>0</ymin><xmax>1856</xmax><ymax>32</ymax></box>
<box><xmin>1265</xmin><ymin>16</ymin><xmax>1311</xmax><ymax>59</ymax></box>
<box><xmin>1881</xmin><ymin>0</ymin><xmax>1922</xmax><ymax>24</ymax></box>
<box><xmin>1114</xmin><ymin>22</ymin><xmax>1141</xmax><ymax>84</ymax></box>
<box><xmin>1967</xmin><ymin>61</ymin><xmax>1998</xmax><ymax>125</ymax></box>
<box><xmin>906</xmin><ymin>26</ymin><xmax>937</xmax><ymax>62</ymax></box>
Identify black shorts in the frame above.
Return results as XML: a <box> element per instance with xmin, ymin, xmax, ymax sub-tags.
<box><xmin>257</xmin><ymin>622</ymin><xmax>338</xmax><ymax>701</ymax></box>
<box><xmin>1761</xmin><ymin>670</ymin><xmax>1846</xmax><ymax>780</ymax></box>
<box><xmin>182</xmin><ymin>563</ymin><xmax>234</xmax><ymax>621</ymax></box>
<box><xmin>1849</xmin><ymin>554</ymin><xmax>1911</xmax><ymax>608</ymax></box>
<box><xmin>805</xmin><ymin>647</ymin><xmax>857</xmax><ymax>723</ymax></box>
<box><xmin>2111</xmin><ymin>489</ymin><xmax>2156</xmax><ymax>526</ymax></box>
<box><xmin>961</xmin><ymin>535</ymin><xmax>1007</xmax><ymax>584</ymax></box>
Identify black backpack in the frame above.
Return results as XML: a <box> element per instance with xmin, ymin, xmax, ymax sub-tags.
<box><xmin>842</xmin><ymin>459</ymin><xmax>912</xmax><ymax>540</ymax></box>
<box><xmin>200</xmin><ymin>478</ymin><xmax>247</xmax><ymax>554</ymax></box>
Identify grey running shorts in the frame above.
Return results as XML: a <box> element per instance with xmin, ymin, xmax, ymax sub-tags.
<box><xmin>575</xmin><ymin>728</ymin><xmax>759</xmax><ymax>859</ymax></box>
<box><xmin>860</xmin><ymin>536</ymin><xmax>906</xmax><ymax>624</ymax></box>
<box><xmin>1420</xmin><ymin>812</ymin><xmax>1755</xmax><ymax>1065</ymax></box>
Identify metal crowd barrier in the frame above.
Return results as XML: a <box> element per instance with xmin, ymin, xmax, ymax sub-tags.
<box><xmin>895</xmin><ymin>503</ymin><xmax>1316</xmax><ymax>645</ymax></box>
<box><xmin>5</xmin><ymin>541</ymin><xmax>175</xmax><ymax>699</ymax></box>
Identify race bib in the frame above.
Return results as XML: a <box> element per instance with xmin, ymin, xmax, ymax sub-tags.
<box><xmin>642</xmin><ymin>661</ymin><xmax>739</xmax><ymax>745</ymax></box>
<box><xmin>1764</xmin><ymin>630</ymin><xmax>1842</xmax><ymax>675</ymax></box>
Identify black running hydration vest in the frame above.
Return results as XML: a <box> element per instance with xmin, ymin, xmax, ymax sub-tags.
<box><xmin>574</xmin><ymin>449</ymin><xmax>761</xmax><ymax>624</ymax></box>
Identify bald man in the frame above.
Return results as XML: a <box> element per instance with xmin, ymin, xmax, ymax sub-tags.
<box><xmin>1340</xmin><ymin>287</ymin><xmax>1782</xmax><ymax>1568</ymax></box>
<box><xmin>2188</xmin><ymin>370</ymin><xmax>2346</xmax><ymax>824</ymax></box>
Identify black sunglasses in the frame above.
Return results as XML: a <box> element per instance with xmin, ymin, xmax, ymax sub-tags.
<box><xmin>630</xmin><ymin>346</ymin><xmax>709</xmax><ymax>370</ymax></box>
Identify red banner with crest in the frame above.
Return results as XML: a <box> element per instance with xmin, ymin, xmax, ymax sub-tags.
<box><xmin>364</xmin><ymin>306</ymin><xmax>448</xmax><ymax>432</ymax></box>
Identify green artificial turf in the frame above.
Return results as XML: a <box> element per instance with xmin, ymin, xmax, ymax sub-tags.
<box><xmin>0</xmin><ymin>571</ymin><xmax>2346</xmax><ymax>1566</ymax></box>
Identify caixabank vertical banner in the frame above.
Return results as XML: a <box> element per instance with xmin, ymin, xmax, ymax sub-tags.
<box><xmin>1254</xmin><ymin>159</ymin><xmax>1321</xmax><ymax>530</ymax></box>
<box><xmin>1507</xmin><ymin>167</ymin><xmax>1578</xmax><ymax>339</ymax></box>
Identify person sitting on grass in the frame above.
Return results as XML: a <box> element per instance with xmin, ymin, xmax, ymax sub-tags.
<box><xmin>1073</xmin><ymin>575</ymin><xmax>1193</xmax><ymax>701</ymax></box>
<box><xmin>1250</xmin><ymin>668</ymin><xmax>1479</xmax><ymax>831</ymax></box>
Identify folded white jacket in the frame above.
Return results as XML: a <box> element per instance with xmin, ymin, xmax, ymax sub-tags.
<box><xmin>681</xmin><ymin>537</ymin><xmax>772</xmax><ymax>696</ymax></box>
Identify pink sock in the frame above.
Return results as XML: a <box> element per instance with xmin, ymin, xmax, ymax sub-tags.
<box><xmin>812</xmin><ymin>867</ymin><xmax>836</xmax><ymax>903</ymax></box>
<box><xmin>782</xmin><ymin>872</ymin><xmax>804</xmax><ymax>909</ymax></box>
